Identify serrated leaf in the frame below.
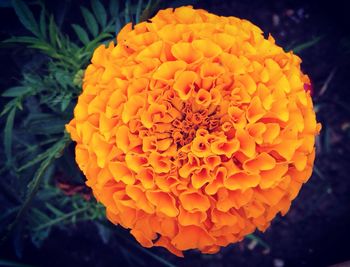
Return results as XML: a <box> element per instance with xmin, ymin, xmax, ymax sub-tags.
<box><xmin>2</xmin><ymin>86</ymin><xmax>32</xmax><ymax>97</ymax></box>
<box><xmin>80</xmin><ymin>6</ymin><xmax>98</xmax><ymax>37</ymax></box>
<box><xmin>12</xmin><ymin>0</ymin><xmax>40</xmax><ymax>37</ymax></box>
<box><xmin>91</xmin><ymin>0</ymin><xmax>107</xmax><ymax>29</ymax></box>
<box><xmin>72</xmin><ymin>24</ymin><xmax>90</xmax><ymax>45</ymax></box>
<box><xmin>4</xmin><ymin>107</ymin><xmax>16</xmax><ymax>165</ymax></box>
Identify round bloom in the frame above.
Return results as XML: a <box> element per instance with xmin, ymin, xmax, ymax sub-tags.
<box><xmin>66</xmin><ymin>6</ymin><xmax>320</xmax><ymax>256</ymax></box>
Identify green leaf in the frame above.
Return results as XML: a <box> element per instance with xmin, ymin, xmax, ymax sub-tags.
<box><xmin>39</xmin><ymin>7</ymin><xmax>47</xmax><ymax>40</ymax></box>
<box><xmin>4</xmin><ymin>108</ymin><xmax>16</xmax><ymax>165</ymax></box>
<box><xmin>246</xmin><ymin>234</ymin><xmax>270</xmax><ymax>250</ymax></box>
<box><xmin>0</xmin><ymin>259</ymin><xmax>35</xmax><ymax>267</ymax></box>
<box><xmin>36</xmin><ymin>186</ymin><xmax>61</xmax><ymax>200</ymax></box>
<box><xmin>109</xmin><ymin>0</ymin><xmax>119</xmax><ymax>18</ymax></box>
<box><xmin>115</xmin><ymin>17</ymin><xmax>121</xmax><ymax>33</ymax></box>
<box><xmin>45</xmin><ymin>203</ymin><xmax>64</xmax><ymax>217</ymax></box>
<box><xmin>139</xmin><ymin>0</ymin><xmax>160</xmax><ymax>22</ymax></box>
<box><xmin>17</xmin><ymin>146</ymin><xmax>53</xmax><ymax>172</ymax></box>
<box><xmin>54</xmin><ymin>71</ymin><xmax>71</xmax><ymax>90</ymax></box>
<box><xmin>91</xmin><ymin>0</ymin><xmax>107</xmax><ymax>28</ymax></box>
<box><xmin>30</xmin><ymin>208</ymin><xmax>51</xmax><ymax>223</ymax></box>
<box><xmin>4</xmin><ymin>136</ymin><xmax>70</xmax><ymax>240</ymax></box>
<box><xmin>135</xmin><ymin>0</ymin><xmax>143</xmax><ymax>23</ymax></box>
<box><xmin>49</xmin><ymin>15</ymin><xmax>58</xmax><ymax>47</ymax></box>
<box><xmin>34</xmin><ymin>206</ymin><xmax>89</xmax><ymax>231</ymax></box>
<box><xmin>83</xmin><ymin>32</ymin><xmax>113</xmax><ymax>54</ymax></box>
<box><xmin>2</xmin><ymin>36</ymin><xmax>38</xmax><ymax>44</ymax></box>
<box><xmin>60</xmin><ymin>95</ymin><xmax>71</xmax><ymax>112</ymax></box>
<box><xmin>28</xmin><ymin>43</ymin><xmax>55</xmax><ymax>54</ymax></box>
<box><xmin>72</xmin><ymin>24</ymin><xmax>90</xmax><ymax>45</ymax></box>
<box><xmin>31</xmin><ymin>226</ymin><xmax>50</xmax><ymax>248</ymax></box>
<box><xmin>0</xmin><ymin>207</ymin><xmax>20</xmax><ymax>222</ymax></box>
<box><xmin>25</xmin><ymin>116</ymin><xmax>66</xmax><ymax>135</ymax></box>
<box><xmin>80</xmin><ymin>6</ymin><xmax>99</xmax><ymax>37</ymax></box>
<box><xmin>73</xmin><ymin>69</ymin><xmax>84</xmax><ymax>87</ymax></box>
<box><xmin>11</xmin><ymin>0</ymin><xmax>40</xmax><ymax>37</ymax></box>
<box><xmin>0</xmin><ymin>99</ymin><xmax>17</xmax><ymax>117</ymax></box>
<box><xmin>292</xmin><ymin>35</ymin><xmax>324</xmax><ymax>54</ymax></box>
<box><xmin>55</xmin><ymin>34</ymin><xmax>63</xmax><ymax>49</ymax></box>
<box><xmin>2</xmin><ymin>86</ymin><xmax>32</xmax><ymax>97</ymax></box>
<box><xmin>124</xmin><ymin>0</ymin><xmax>131</xmax><ymax>24</ymax></box>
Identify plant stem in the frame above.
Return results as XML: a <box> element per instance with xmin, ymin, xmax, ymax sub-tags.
<box><xmin>34</xmin><ymin>206</ymin><xmax>89</xmax><ymax>231</ymax></box>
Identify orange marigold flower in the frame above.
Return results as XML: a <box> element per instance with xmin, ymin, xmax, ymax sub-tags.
<box><xmin>66</xmin><ymin>6</ymin><xmax>321</xmax><ymax>256</ymax></box>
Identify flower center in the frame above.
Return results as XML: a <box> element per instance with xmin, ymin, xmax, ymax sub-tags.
<box><xmin>171</xmin><ymin>102</ymin><xmax>220</xmax><ymax>147</ymax></box>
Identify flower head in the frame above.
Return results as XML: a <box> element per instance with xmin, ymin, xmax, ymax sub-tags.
<box><xmin>66</xmin><ymin>6</ymin><xmax>320</xmax><ymax>256</ymax></box>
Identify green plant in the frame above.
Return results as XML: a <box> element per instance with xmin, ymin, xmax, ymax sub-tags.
<box><xmin>0</xmin><ymin>0</ymin><xmax>151</xmax><ymax>256</ymax></box>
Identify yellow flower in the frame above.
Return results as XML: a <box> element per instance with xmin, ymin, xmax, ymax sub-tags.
<box><xmin>66</xmin><ymin>6</ymin><xmax>321</xmax><ymax>257</ymax></box>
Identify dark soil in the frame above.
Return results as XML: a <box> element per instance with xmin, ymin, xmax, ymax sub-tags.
<box><xmin>1</xmin><ymin>0</ymin><xmax>350</xmax><ymax>266</ymax></box>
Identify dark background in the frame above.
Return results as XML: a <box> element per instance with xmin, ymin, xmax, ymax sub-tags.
<box><xmin>1</xmin><ymin>0</ymin><xmax>350</xmax><ymax>266</ymax></box>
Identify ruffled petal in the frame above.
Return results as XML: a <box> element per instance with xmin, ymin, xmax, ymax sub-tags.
<box><xmin>172</xmin><ymin>225</ymin><xmax>216</xmax><ymax>250</ymax></box>
<box><xmin>224</xmin><ymin>172</ymin><xmax>261</xmax><ymax>191</ymax></box>
<box><xmin>146</xmin><ymin>191</ymin><xmax>179</xmax><ymax>217</ymax></box>
<box><xmin>179</xmin><ymin>190</ymin><xmax>211</xmax><ymax>212</ymax></box>
<box><xmin>171</xmin><ymin>42</ymin><xmax>203</xmax><ymax>64</ymax></box>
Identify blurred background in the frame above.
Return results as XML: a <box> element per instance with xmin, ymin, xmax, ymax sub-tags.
<box><xmin>0</xmin><ymin>0</ymin><xmax>349</xmax><ymax>266</ymax></box>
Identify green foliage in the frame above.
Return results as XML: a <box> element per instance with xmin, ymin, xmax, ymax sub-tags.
<box><xmin>291</xmin><ymin>35</ymin><xmax>325</xmax><ymax>54</ymax></box>
<box><xmin>28</xmin><ymin>186</ymin><xmax>105</xmax><ymax>247</ymax></box>
<box><xmin>0</xmin><ymin>0</ymin><xmax>152</xmax><ymax>255</ymax></box>
<box><xmin>4</xmin><ymin>108</ymin><xmax>16</xmax><ymax>166</ymax></box>
<box><xmin>92</xmin><ymin>0</ymin><xmax>108</xmax><ymax>28</ymax></box>
<box><xmin>12</xmin><ymin>0</ymin><xmax>41</xmax><ymax>37</ymax></box>
<box><xmin>285</xmin><ymin>33</ymin><xmax>325</xmax><ymax>55</ymax></box>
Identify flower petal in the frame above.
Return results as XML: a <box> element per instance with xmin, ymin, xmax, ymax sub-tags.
<box><xmin>146</xmin><ymin>191</ymin><xmax>179</xmax><ymax>217</ymax></box>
